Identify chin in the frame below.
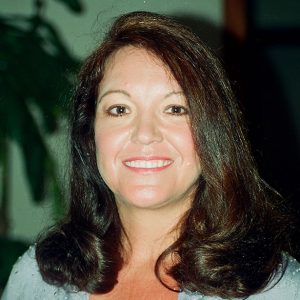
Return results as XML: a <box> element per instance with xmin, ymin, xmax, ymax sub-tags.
<box><xmin>115</xmin><ymin>186</ymin><xmax>188</xmax><ymax>211</ymax></box>
<box><xmin>116</xmin><ymin>188</ymin><xmax>164</xmax><ymax>208</ymax></box>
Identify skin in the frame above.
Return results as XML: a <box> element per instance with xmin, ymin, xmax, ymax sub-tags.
<box><xmin>95</xmin><ymin>46</ymin><xmax>201</xmax><ymax>213</ymax></box>
<box><xmin>91</xmin><ymin>46</ymin><xmax>201</xmax><ymax>299</ymax></box>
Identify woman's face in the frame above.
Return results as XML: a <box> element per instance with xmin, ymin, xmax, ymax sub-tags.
<box><xmin>94</xmin><ymin>46</ymin><xmax>201</xmax><ymax>211</ymax></box>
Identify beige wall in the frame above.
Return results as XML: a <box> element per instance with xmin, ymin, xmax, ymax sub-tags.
<box><xmin>0</xmin><ymin>0</ymin><xmax>223</xmax><ymax>242</ymax></box>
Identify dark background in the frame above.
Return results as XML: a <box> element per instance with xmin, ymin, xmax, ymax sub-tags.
<box><xmin>224</xmin><ymin>0</ymin><xmax>300</xmax><ymax>259</ymax></box>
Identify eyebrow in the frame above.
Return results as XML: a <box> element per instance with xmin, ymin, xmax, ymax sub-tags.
<box><xmin>98</xmin><ymin>89</ymin><xmax>130</xmax><ymax>102</ymax></box>
<box><xmin>164</xmin><ymin>91</ymin><xmax>184</xmax><ymax>99</ymax></box>
<box><xmin>97</xmin><ymin>89</ymin><xmax>184</xmax><ymax>104</ymax></box>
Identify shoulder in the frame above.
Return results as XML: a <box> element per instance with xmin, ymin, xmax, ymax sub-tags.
<box><xmin>179</xmin><ymin>254</ymin><xmax>300</xmax><ymax>300</ymax></box>
<box><xmin>254</xmin><ymin>254</ymin><xmax>300</xmax><ymax>300</ymax></box>
<box><xmin>1</xmin><ymin>245</ymin><xmax>87</xmax><ymax>300</ymax></box>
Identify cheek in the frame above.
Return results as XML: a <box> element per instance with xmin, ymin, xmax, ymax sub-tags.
<box><xmin>170</xmin><ymin>126</ymin><xmax>199</xmax><ymax>160</ymax></box>
<box><xmin>94</xmin><ymin>129</ymin><xmax>111</xmax><ymax>170</ymax></box>
<box><xmin>170</xmin><ymin>126</ymin><xmax>202</xmax><ymax>179</ymax></box>
<box><xmin>94</xmin><ymin>126</ymin><xmax>129</xmax><ymax>178</ymax></box>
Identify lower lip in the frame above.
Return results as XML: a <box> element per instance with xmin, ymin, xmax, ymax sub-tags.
<box><xmin>123</xmin><ymin>162</ymin><xmax>173</xmax><ymax>173</ymax></box>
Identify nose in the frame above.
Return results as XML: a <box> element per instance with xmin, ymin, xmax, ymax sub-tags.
<box><xmin>131</xmin><ymin>114</ymin><xmax>163</xmax><ymax>145</ymax></box>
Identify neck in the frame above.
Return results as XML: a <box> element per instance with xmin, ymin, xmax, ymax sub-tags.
<box><xmin>117</xmin><ymin>202</ymin><xmax>190</xmax><ymax>266</ymax></box>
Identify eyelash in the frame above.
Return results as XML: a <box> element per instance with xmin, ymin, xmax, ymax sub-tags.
<box><xmin>106</xmin><ymin>105</ymin><xmax>130</xmax><ymax>117</ymax></box>
<box><xmin>105</xmin><ymin>105</ymin><xmax>189</xmax><ymax>117</ymax></box>
<box><xmin>165</xmin><ymin>105</ymin><xmax>189</xmax><ymax>116</ymax></box>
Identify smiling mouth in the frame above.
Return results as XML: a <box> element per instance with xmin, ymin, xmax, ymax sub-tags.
<box><xmin>123</xmin><ymin>159</ymin><xmax>173</xmax><ymax>169</ymax></box>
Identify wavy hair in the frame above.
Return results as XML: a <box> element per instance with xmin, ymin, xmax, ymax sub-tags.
<box><xmin>36</xmin><ymin>11</ymin><xmax>289</xmax><ymax>298</ymax></box>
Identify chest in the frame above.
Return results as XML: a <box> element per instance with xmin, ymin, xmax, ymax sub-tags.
<box><xmin>89</xmin><ymin>267</ymin><xmax>179</xmax><ymax>300</ymax></box>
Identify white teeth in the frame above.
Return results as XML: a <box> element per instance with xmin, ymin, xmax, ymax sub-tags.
<box><xmin>125</xmin><ymin>160</ymin><xmax>172</xmax><ymax>168</ymax></box>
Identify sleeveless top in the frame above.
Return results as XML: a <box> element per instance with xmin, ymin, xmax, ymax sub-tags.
<box><xmin>2</xmin><ymin>245</ymin><xmax>300</xmax><ymax>300</ymax></box>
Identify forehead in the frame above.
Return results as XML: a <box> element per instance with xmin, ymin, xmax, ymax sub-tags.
<box><xmin>102</xmin><ymin>46</ymin><xmax>173</xmax><ymax>80</ymax></box>
<box><xmin>98</xmin><ymin>46</ymin><xmax>181</xmax><ymax>97</ymax></box>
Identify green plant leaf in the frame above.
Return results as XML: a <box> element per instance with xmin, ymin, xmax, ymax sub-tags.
<box><xmin>0</xmin><ymin>237</ymin><xmax>29</xmax><ymax>289</ymax></box>
<box><xmin>0</xmin><ymin>15</ymin><xmax>79</xmax><ymax>205</ymax></box>
<box><xmin>54</xmin><ymin>0</ymin><xmax>84</xmax><ymax>13</ymax></box>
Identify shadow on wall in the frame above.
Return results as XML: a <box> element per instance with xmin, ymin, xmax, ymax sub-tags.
<box><xmin>224</xmin><ymin>27</ymin><xmax>300</xmax><ymax>259</ymax></box>
<box><xmin>176</xmin><ymin>13</ymin><xmax>300</xmax><ymax>259</ymax></box>
<box><xmin>174</xmin><ymin>14</ymin><xmax>224</xmax><ymax>52</ymax></box>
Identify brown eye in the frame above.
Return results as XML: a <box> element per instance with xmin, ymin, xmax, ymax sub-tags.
<box><xmin>107</xmin><ymin>105</ymin><xmax>130</xmax><ymax>116</ymax></box>
<box><xmin>165</xmin><ymin>105</ymin><xmax>188</xmax><ymax>115</ymax></box>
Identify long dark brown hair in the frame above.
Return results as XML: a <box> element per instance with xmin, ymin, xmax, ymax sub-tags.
<box><xmin>36</xmin><ymin>11</ymin><xmax>289</xmax><ymax>298</ymax></box>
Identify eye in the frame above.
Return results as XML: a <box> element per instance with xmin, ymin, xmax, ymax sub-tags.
<box><xmin>165</xmin><ymin>105</ymin><xmax>189</xmax><ymax>116</ymax></box>
<box><xmin>106</xmin><ymin>105</ymin><xmax>130</xmax><ymax>117</ymax></box>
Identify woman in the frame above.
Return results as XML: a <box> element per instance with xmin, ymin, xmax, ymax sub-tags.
<box><xmin>3</xmin><ymin>11</ymin><xmax>300</xmax><ymax>300</ymax></box>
